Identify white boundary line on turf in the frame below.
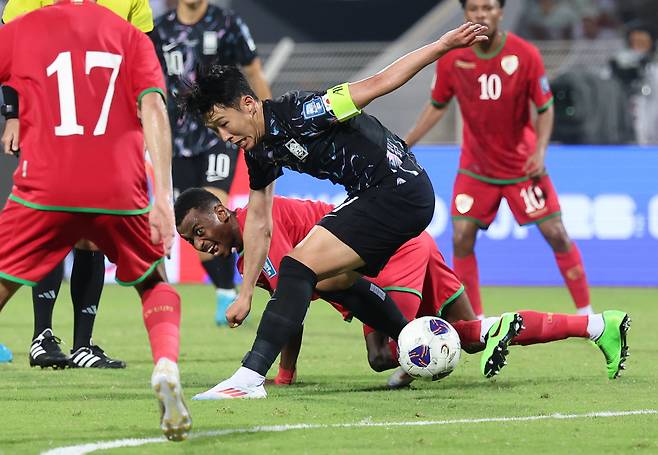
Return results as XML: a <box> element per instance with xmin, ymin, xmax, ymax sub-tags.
<box><xmin>42</xmin><ymin>409</ymin><xmax>657</xmax><ymax>455</ymax></box>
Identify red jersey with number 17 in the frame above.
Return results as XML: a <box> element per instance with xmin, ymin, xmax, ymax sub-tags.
<box><xmin>431</xmin><ymin>32</ymin><xmax>553</xmax><ymax>181</ymax></box>
<box><xmin>0</xmin><ymin>1</ymin><xmax>165</xmax><ymax>213</ymax></box>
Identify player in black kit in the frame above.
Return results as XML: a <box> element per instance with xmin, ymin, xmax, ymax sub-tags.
<box><xmin>181</xmin><ymin>23</ymin><xmax>488</xmax><ymax>399</ymax></box>
<box><xmin>151</xmin><ymin>0</ymin><xmax>271</xmax><ymax>325</ymax></box>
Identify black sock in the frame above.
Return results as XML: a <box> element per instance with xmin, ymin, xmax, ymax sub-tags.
<box><xmin>320</xmin><ymin>278</ymin><xmax>408</xmax><ymax>340</ymax></box>
<box><xmin>202</xmin><ymin>254</ymin><xmax>236</xmax><ymax>290</ymax></box>
<box><xmin>71</xmin><ymin>249</ymin><xmax>105</xmax><ymax>350</ymax></box>
<box><xmin>32</xmin><ymin>262</ymin><xmax>64</xmax><ymax>339</ymax></box>
<box><xmin>242</xmin><ymin>256</ymin><xmax>317</xmax><ymax>376</ymax></box>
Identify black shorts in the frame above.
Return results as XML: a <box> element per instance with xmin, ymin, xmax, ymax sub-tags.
<box><xmin>318</xmin><ymin>171</ymin><xmax>435</xmax><ymax>277</ymax></box>
<box><xmin>173</xmin><ymin>142</ymin><xmax>239</xmax><ymax>198</ymax></box>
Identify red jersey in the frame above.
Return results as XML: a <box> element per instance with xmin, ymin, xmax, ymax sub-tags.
<box><xmin>235</xmin><ymin>196</ymin><xmax>430</xmax><ymax>296</ymax></box>
<box><xmin>431</xmin><ymin>32</ymin><xmax>553</xmax><ymax>182</ymax></box>
<box><xmin>0</xmin><ymin>1</ymin><xmax>165</xmax><ymax>213</ymax></box>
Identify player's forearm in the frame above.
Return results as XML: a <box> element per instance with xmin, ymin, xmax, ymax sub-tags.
<box><xmin>349</xmin><ymin>41</ymin><xmax>451</xmax><ymax>110</ymax></box>
<box><xmin>405</xmin><ymin>102</ymin><xmax>447</xmax><ymax>147</ymax></box>
<box><xmin>141</xmin><ymin>92</ymin><xmax>173</xmax><ymax>198</ymax></box>
<box><xmin>243</xmin><ymin>59</ymin><xmax>272</xmax><ymax>100</ymax></box>
<box><xmin>348</xmin><ymin>23</ymin><xmax>487</xmax><ymax>109</ymax></box>
<box><xmin>241</xmin><ymin>186</ymin><xmax>274</xmax><ymax>298</ymax></box>
<box><xmin>535</xmin><ymin>105</ymin><xmax>554</xmax><ymax>156</ymax></box>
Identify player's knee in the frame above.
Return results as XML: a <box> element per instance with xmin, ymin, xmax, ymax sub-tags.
<box><xmin>541</xmin><ymin>223</ymin><xmax>571</xmax><ymax>252</ymax></box>
<box><xmin>452</xmin><ymin>230</ymin><xmax>475</xmax><ymax>254</ymax></box>
<box><xmin>75</xmin><ymin>239</ymin><xmax>99</xmax><ymax>251</ymax></box>
<box><xmin>367</xmin><ymin>349</ymin><xmax>394</xmax><ymax>372</ymax></box>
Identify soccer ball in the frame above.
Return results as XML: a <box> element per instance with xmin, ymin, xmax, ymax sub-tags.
<box><xmin>397</xmin><ymin>316</ymin><xmax>461</xmax><ymax>381</ymax></box>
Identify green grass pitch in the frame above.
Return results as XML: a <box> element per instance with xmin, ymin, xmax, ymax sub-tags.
<box><xmin>1</xmin><ymin>285</ymin><xmax>657</xmax><ymax>454</ymax></box>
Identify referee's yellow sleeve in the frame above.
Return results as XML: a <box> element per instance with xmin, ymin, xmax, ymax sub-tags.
<box><xmin>128</xmin><ymin>0</ymin><xmax>154</xmax><ymax>33</ymax></box>
<box><xmin>2</xmin><ymin>0</ymin><xmax>48</xmax><ymax>23</ymax></box>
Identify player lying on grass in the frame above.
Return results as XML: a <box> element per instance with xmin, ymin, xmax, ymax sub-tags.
<box><xmin>175</xmin><ymin>189</ymin><xmax>631</xmax><ymax>398</ymax></box>
<box><xmin>0</xmin><ymin>0</ymin><xmax>189</xmax><ymax>441</ymax></box>
<box><xmin>177</xmin><ymin>22</ymin><xmax>490</xmax><ymax>398</ymax></box>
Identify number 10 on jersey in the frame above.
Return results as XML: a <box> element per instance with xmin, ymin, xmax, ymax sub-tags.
<box><xmin>478</xmin><ymin>74</ymin><xmax>502</xmax><ymax>100</ymax></box>
<box><xmin>47</xmin><ymin>51</ymin><xmax>122</xmax><ymax>137</ymax></box>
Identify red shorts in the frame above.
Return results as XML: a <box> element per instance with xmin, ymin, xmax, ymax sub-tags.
<box><xmin>451</xmin><ymin>172</ymin><xmax>562</xmax><ymax>227</ymax></box>
<box><xmin>326</xmin><ymin>231</ymin><xmax>464</xmax><ymax>336</ymax></box>
<box><xmin>0</xmin><ymin>200</ymin><xmax>163</xmax><ymax>286</ymax></box>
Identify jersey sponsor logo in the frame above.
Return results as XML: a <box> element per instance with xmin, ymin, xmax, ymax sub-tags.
<box><xmin>501</xmin><ymin>55</ymin><xmax>519</xmax><ymax>75</ymax></box>
<box><xmin>455</xmin><ymin>59</ymin><xmax>476</xmax><ymax>69</ymax></box>
<box><xmin>302</xmin><ymin>97</ymin><xmax>326</xmax><ymax>119</ymax></box>
<box><xmin>203</xmin><ymin>31</ymin><xmax>218</xmax><ymax>55</ymax></box>
<box><xmin>540</xmin><ymin>75</ymin><xmax>551</xmax><ymax>94</ymax></box>
<box><xmin>285</xmin><ymin>139</ymin><xmax>309</xmax><ymax>161</ymax></box>
<box><xmin>455</xmin><ymin>193</ymin><xmax>474</xmax><ymax>214</ymax></box>
<box><xmin>262</xmin><ymin>257</ymin><xmax>277</xmax><ymax>278</ymax></box>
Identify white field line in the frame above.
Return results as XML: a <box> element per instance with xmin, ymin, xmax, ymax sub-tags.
<box><xmin>42</xmin><ymin>409</ymin><xmax>657</xmax><ymax>455</ymax></box>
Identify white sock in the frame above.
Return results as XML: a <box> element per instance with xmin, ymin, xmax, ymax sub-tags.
<box><xmin>587</xmin><ymin>314</ymin><xmax>605</xmax><ymax>340</ymax></box>
<box><xmin>230</xmin><ymin>366</ymin><xmax>265</xmax><ymax>387</ymax></box>
<box><xmin>577</xmin><ymin>305</ymin><xmax>594</xmax><ymax>315</ymax></box>
<box><xmin>480</xmin><ymin>317</ymin><xmax>499</xmax><ymax>343</ymax></box>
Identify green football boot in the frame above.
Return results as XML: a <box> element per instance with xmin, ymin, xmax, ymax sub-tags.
<box><xmin>594</xmin><ymin>310</ymin><xmax>631</xmax><ymax>379</ymax></box>
<box><xmin>481</xmin><ymin>312</ymin><xmax>524</xmax><ymax>378</ymax></box>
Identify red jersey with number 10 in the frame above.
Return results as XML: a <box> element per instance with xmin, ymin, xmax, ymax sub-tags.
<box><xmin>0</xmin><ymin>1</ymin><xmax>165</xmax><ymax>213</ymax></box>
<box><xmin>431</xmin><ymin>32</ymin><xmax>553</xmax><ymax>181</ymax></box>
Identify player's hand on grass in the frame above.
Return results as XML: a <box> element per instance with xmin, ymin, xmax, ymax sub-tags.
<box><xmin>2</xmin><ymin>119</ymin><xmax>20</xmax><ymax>155</ymax></box>
<box><xmin>226</xmin><ymin>293</ymin><xmax>252</xmax><ymax>328</ymax></box>
<box><xmin>524</xmin><ymin>150</ymin><xmax>546</xmax><ymax>178</ymax></box>
<box><xmin>438</xmin><ymin>22</ymin><xmax>488</xmax><ymax>51</ymax></box>
<box><xmin>149</xmin><ymin>197</ymin><xmax>175</xmax><ymax>257</ymax></box>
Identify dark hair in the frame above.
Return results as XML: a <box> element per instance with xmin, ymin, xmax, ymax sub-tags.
<box><xmin>177</xmin><ymin>65</ymin><xmax>257</xmax><ymax>122</ymax></box>
<box><xmin>174</xmin><ymin>188</ymin><xmax>222</xmax><ymax>227</ymax></box>
<box><xmin>459</xmin><ymin>0</ymin><xmax>505</xmax><ymax>8</ymax></box>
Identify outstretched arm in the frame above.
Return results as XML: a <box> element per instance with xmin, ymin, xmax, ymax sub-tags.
<box><xmin>348</xmin><ymin>23</ymin><xmax>487</xmax><ymax>110</ymax></box>
<box><xmin>226</xmin><ymin>183</ymin><xmax>275</xmax><ymax>327</ymax></box>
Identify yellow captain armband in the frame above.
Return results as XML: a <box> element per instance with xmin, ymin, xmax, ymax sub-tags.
<box><xmin>326</xmin><ymin>83</ymin><xmax>362</xmax><ymax>122</ymax></box>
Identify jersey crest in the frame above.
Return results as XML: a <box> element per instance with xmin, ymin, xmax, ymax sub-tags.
<box><xmin>501</xmin><ymin>55</ymin><xmax>519</xmax><ymax>75</ymax></box>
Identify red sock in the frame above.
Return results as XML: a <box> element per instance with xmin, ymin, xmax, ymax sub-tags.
<box><xmin>452</xmin><ymin>320</ymin><xmax>481</xmax><ymax>345</ymax></box>
<box><xmin>274</xmin><ymin>366</ymin><xmax>296</xmax><ymax>385</ymax></box>
<box><xmin>141</xmin><ymin>283</ymin><xmax>181</xmax><ymax>363</ymax></box>
<box><xmin>513</xmin><ymin>311</ymin><xmax>588</xmax><ymax>345</ymax></box>
<box><xmin>453</xmin><ymin>254</ymin><xmax>483</xmax><ymax>317</ymax></box>
<box><xmin>555</xmin><ymin>244</ymin><xmax>590</xmax><ymax>310</ymax></box>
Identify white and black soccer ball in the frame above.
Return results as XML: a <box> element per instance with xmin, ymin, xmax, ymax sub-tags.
<box><xmin>397</xmin><ymin>316</ymin><xmax>461</xmax><ymax>381</ymax></box>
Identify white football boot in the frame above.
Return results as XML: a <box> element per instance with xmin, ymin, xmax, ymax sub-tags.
<box><xmin>193</xmin><ymin>377</ymin><xmax>267</xmax><ymax>400</ymax></box>
<box><xmin>151</xmin><ymin>358</ymin><xmax>192</xmax><ymax>441</ymax></box>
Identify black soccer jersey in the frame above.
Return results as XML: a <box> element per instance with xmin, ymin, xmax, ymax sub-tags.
<box><xmin>246</xmin><ymin>91</ymin><xmax>424</xmax><ymax>196</ymax></box>
<box><xmin>151</xmin><ymin>5</ymin><xmax>257</xmax><ymax>158</ymax></box>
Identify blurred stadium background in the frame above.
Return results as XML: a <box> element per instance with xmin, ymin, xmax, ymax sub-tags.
<box><xmin>0</xmin><ymin>0</ymin><xmax>656</xmax><ymax>287</ymax></box>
